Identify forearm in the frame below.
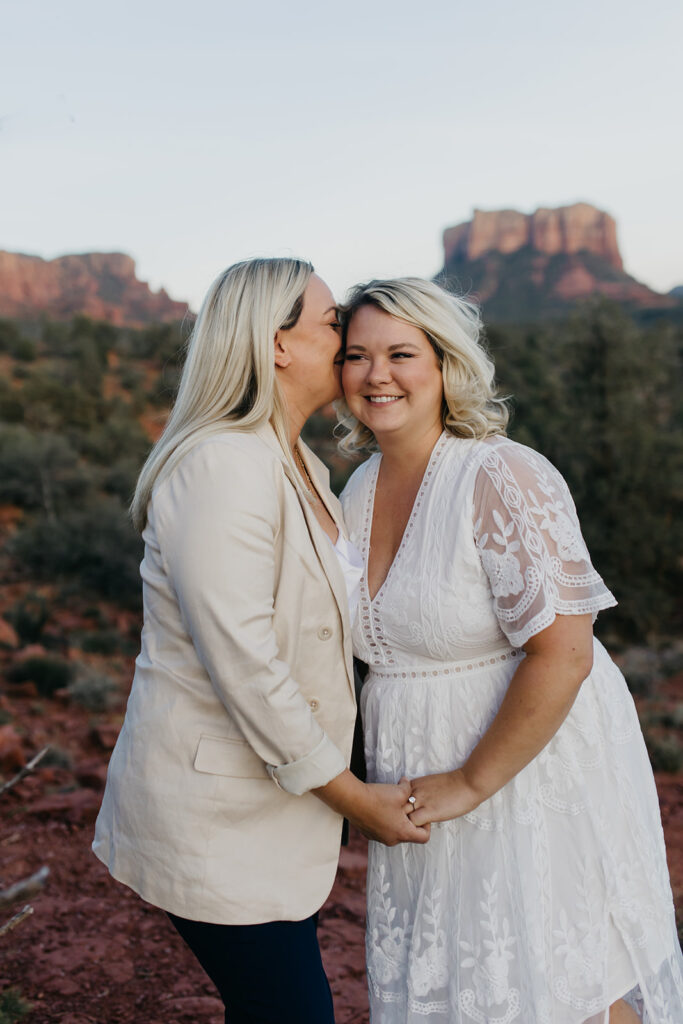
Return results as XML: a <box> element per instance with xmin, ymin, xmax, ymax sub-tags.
<box><xmin>461</xmin><ymin>649</ymin><xmax>587</xmax><ymax>804</ymax></box>
<box><xmin>313</xmin><ymin>769</ymin><xmax>431</xmax><ymax>846</ymax></box>
<box><xmin>312</xmin><ymin>768</ymin><xmax>369</xmax><ymax>822</ymax></box>
<box><xmin>408</xmin><ymin>615</ymin><xmax>595</xmax><ymax>826</ymax></box>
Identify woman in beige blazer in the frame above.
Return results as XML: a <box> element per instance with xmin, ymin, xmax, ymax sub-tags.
<box><xmin>93</xmin><ymin>257</ymin><xmax>429</xmax><ymax>1024</ymax></box>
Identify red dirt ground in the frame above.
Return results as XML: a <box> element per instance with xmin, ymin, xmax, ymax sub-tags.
<box><xmin>1</xmin><ymin>685</ymin><xmax>681</xmax><ymax>1024</ymax></box>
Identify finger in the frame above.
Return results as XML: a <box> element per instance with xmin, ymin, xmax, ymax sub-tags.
<box><xmin>397</xmin><ymin>777</ymin><xmax>412</xmax><ymax>796</ymax></box>
<box><xmin>409</xmin><ymin>807</ymin><xmax>432</xmax><ymax>828</ymax></box>
<box><xmin>406</xmin><ymin>822</ymin><xmax>431</xmax><ymax>844</ymax></box>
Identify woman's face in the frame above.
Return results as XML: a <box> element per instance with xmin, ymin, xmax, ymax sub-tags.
<box><xmin>275</xmin><ymin>274</ymin><xmax>342</xmax><ymax>409</ymax></box>
<box><xmin>342</xmin><ymin>304</ymin><xmax>444</xmax><ymax>444</ymax></box>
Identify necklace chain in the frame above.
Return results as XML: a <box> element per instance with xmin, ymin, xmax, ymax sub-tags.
<box><xmin>294</xmin><ymin>446</ymin><xmax>318</xmax><ymax>499</ymax></box>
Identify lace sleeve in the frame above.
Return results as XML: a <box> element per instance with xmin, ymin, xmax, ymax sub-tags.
<box><xmin>472</xmin><ymin>440</ymin><xmax>616</xmax><ymax>648</ymax></box>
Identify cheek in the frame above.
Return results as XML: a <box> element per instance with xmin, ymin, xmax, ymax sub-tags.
<box><xmin>341</xmin><ymin>364</ymin><xmax>362</xmax><ymax>395</ymax></box>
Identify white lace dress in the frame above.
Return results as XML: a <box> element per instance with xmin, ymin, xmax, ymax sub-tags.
<box><xmin>340</xmin><ymin>432</ymin><xmax>683</xmax><ymax>1024</ymax></box>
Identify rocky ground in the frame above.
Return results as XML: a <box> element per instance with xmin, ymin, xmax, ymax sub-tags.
<box><xmin>0</xmin><ymin>668</ymin><xmax>681</xmax><ymax>1024</ymax></box>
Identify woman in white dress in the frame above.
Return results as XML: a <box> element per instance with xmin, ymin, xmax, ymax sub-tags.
<box><xmin>337</xmin><ymin>277</ymin><xmax>683</xmax><ymax>1024</ymax></box>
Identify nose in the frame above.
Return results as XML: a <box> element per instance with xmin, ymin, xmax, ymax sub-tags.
<box><xmin>366</xmin><ymin>357</ymin><xmax>393</xmax><ymax>387</ymax></box>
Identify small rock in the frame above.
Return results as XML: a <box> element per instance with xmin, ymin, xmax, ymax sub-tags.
<box><xmin>170</xmin><ymin>995</ymin><xmax>224</xmax><ymax>1015</ymax></box>
<box><xmin>29</xmin><ymin>788</ymin><xmax>102</xmax><ymax>825</ymax></box>
<box><xmin>15</xmin><ymin>643</ymin><xmax>48</xmax><ymax>660</ymax></box>
<box><xmin>6</xmin><ymin>680</ymin><xmax>38</xmax><ymax>698</ymax></box>
<box><xmin>0</xmin><ymin>616</ymin><xmax>19</xmax><ymax>649</ymax></box>
<box><xmin>0</xmin><ymin>724</ymin><xmax>25</xmax><ymax>772</ymax></box>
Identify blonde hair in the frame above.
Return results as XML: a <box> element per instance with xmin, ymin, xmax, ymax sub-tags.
<box><xmin>131</xmin><ymin>257</ymin><xmax>313</xmax><ymax>531</ymax></box>
<box><xmin>336</xmin><ymin>277</ymin><xmax>508</xmax><ymax>454</ymax></box>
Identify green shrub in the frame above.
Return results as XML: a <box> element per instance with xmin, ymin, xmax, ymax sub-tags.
<box><xmin>41</xmin><ymin>745</ymin><xmax>73</xmax><ymax>770</ymax></box>
<box><xmin>0</xmin><ymin>426</ymin><xmax>91</xmax><ymax>512</ymax></box>
<box><xmin>68</xmin><ymin>666</ymin><xmax>117</xmax><ymax>712</ymax></box>
<box><xmin>78</xmin><ymin>629</ymin><xmax>124</xmax><ymax>655</ymax></box>
<box><xmin>644</xmin><ymin>732</ymin><xmax>683</xmax><ymax>774</ymax></box>
<box><xmin>0</xmin><ymin>380</ymin><xmax>24</xmax><ymax>423</ymax></box>
<box><xmin>0</xmin><ymin>320</ymin><xmax>23</xmax><ymax>353</ymax></box>
<box><xmin>10</xmin><ymin>498</ymin><xmax>143</xmax><ymax>608</ymax></box>
<box><xmin>7</xmin><ymin>656</ymin><xmax>74</xmax><ymax>696</ymax></box>
<box><xmin>7</xmin><ymin>593</ymin><xmax>48</xmax><ymax>644</ymax></box>
<box><xmin>0</xmin><ymin>987</ymin><xmax>31</xmax><ymax>1024</ymax></box>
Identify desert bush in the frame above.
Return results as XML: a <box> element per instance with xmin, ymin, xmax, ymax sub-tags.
<box><xmin>0</xmin><ymin>987</ymin><xmax>31</xmax><ymax>1023</ymax></box>
<box><xmin>41</xmin><ymin>746</ymin><xmax>73</xmax><ymax>770</ymax></box>
<box><xmin>131</xmin><ymin>322</ymin><xmax>187</xmax><ymax>364</ymax></box>
<box><xmin>0</xmin><ymin>320</ymin><xmax>23</xmax><ymax>353</ymax></box>
<box><xmin>0</xmin><ymin>426</ymin><xmax>91</xmax><ymax>513</ymax></box>
<box><xmin>0</xmin><ymin>380</ymin><xmax>24</xmax><ymax>424</ymax></box>
<box><xmin>148</xmin><ymin>362</ymin><xmax>181</xmax><ymax>406</ymax></box>
<box><xmin>644</xmin><ymin>732</ymin><xmax>683</xmax><ymax>774</ymax></box>
<box><xmin>618</xmin><ymin>647</ymin><xmax>662</xmax><ymax>696</ymax></box>
<box><xmin>10</xmin><ymin>498</ymin><xmax>143</xmax><ymax>608</ymax></box>
<box><xmin>7</xmin><ymin>656</ymin><xmax>74</xmax><ymax>697</ymax></box>
<box><xmin>75</xmin><ymin>413</ymin><xmax>150</xmax><ymax>467</ymax></box>
<box><xmin>68</xmin><ymin>666</ymin><xmax>117</xmax><ymax>712</ymax></box>
<box><xmin>21</xmin><ymin>372</ymin><xmax>102</xmax><ymax>432</ymax></box>
<box><xmin>78</xmin><ymin>629</ymin><xmax>125</xmax><ymax>655</ymax></box>
<box><xmin>101</xmin><ymin>456</ymin><xmax>142</xmax><ymax>503</ymax></box>
<box><xmin>6</xmin><ymin>594</ymin><xmax>48</xmax><ymax>644</ymax></box>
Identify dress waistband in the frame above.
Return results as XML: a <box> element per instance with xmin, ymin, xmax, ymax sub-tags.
<box><xmin>365</xmin><ymin>647</ymin><xmax>521</xmax><ymax>682</ymax></box>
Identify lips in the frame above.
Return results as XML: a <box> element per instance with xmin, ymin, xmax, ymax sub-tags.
<box><xmin>365</xmin><ymin>395</ymin><xmax>403</xmax><ymax>404</ymax></box>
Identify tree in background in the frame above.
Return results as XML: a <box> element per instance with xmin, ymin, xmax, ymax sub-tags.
<box><xmin>489</xmin><ymin>301</ymin><xmax>683</xmax><ymax>639</ymax></box>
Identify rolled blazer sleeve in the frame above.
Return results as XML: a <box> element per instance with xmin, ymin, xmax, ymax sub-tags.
<box><xmin>153</xmin><ymin>437</ymin><xmax>346</xmax><ymax>795</ymax></box>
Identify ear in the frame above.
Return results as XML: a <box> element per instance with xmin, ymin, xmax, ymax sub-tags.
<box><xmin>274</xmin><ymin>330</ymin><xmax>292</xmax><ymax>369</ymax></box>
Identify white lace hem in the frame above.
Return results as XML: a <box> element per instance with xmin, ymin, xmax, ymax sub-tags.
<box><xmin>503</xmin><ymin>592</ymin><xmax>618</xmax><ymax>649</ymax></box>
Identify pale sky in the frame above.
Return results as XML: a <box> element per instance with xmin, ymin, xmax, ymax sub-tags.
<box><xmin>1</xmin><ymin>0</ymin><xmax>681</xmax><ymax>309</ymax></box>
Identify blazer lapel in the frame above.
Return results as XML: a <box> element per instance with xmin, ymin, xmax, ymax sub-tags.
<box><xmin>255</xmin><ymin>424</ymin><xmax>355</xmax><ymax>691</ymax></box>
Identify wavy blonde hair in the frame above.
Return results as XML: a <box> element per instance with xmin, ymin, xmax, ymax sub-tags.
<box><xmin>336</xmin><ymin>277</ymin><xmax>508</xmax><ymax>454</ymax></box>
<box><xmin>131</xmin><ymin>256</ymin><xmax>313</xmax><ymax>531</ymax></box>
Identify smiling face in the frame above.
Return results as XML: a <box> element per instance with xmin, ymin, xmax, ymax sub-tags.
<box><xmin>342</xmin><ymin>303</ymin><xmax>444</xmax><ymax>444</ymax></box>
<box><xmin>275</xmin><ymin>273</ymin><xmax>342</xmax><ymax>412</ymax></box>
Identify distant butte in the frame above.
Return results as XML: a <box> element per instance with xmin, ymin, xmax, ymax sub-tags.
<box><xmin>438</xmin><ymin>202</ymin><xmax>675</xmax><ymax>319</ymax></box>
<box><xmin>443</xmin><ymin>202</ymin><xmax>623</xmax><ymax>268</ymax></box>
<box><xmin>0</xmin><ymin>250</ymin><xmax>189</xmax><ymax>326</ymax></box>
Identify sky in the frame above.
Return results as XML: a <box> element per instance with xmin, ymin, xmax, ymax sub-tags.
<box><xmin>1</xmin><ymin>0</ymin><xmax>682</xmax><ymax>310</ymax></box>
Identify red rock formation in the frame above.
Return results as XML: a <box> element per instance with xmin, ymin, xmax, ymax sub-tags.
<box><xmin>0</xmin><ymin>250</ymin><xmax>189</xmax><ymax>325</ymax></box>
<box><xmin>443</xmin><ymin>202</ymin><xmax>623</xmax><ymax>269</ymax></box>
<box><xmin>440</xmin><ymin>203</ymin><xmax>672</xmax><ymax>316</ymax></box>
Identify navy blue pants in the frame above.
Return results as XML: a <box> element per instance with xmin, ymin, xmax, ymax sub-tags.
<box><xmin>168</xmin><ymin>911</ymin><xmax>335</xmax><ymax>1024</ymax></box>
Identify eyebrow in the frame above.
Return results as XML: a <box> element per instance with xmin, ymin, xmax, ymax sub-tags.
<box><xmin>345</xmin><ymin>341</ymin><xmax>421</xmax><ymax>352</ymax></box>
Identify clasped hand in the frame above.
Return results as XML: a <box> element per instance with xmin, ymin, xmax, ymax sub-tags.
<box><xmin>358</xmin><ymin>769</ymin><xmax>483</xmax><ymax>847</ymax></box>
<box><xmin>404</xmin><ymin>768</ymin><xmax>482</xmax><ymax>828</ymax></box>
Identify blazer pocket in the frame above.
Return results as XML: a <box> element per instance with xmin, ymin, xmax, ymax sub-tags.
<box><xmin>193</xmin><ymin>734</ymin><xmax>270</xmax><ymax>780</ymax></box>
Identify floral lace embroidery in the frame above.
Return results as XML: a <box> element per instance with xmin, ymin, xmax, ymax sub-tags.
<box><xmin>340</xmin><ymin>436</ymin><xmax>681</xmax><ymax>1022</ymax></box>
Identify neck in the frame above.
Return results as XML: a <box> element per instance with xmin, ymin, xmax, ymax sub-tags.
<box><xmin>287</xmin><ymin>408</ymin><xmax>306</xmax><ymax>450</ymax></box>
<box><xmin>276</xmin><ymin>377</ymin><xmax>315</xmax><ymax>450</ymax></box>
<box><xmin>376</xmin><ymin>422</ymin><xmax>444</xmax><ymax>475</ymax></box>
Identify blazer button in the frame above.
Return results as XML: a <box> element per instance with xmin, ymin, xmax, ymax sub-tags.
<box><xmin>317</xmin><ymin>626</ymin><xmax>333</xmax><ymax>641</ymax></box>
<box><xmin>309</xmin><ymin>698</ymin><xmax>320</xmax><ymax>712</ymax></box>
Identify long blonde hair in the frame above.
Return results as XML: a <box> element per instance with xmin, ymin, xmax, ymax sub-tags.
<box><xmin>336</xmin><ymin>277</ymin><xmax>508</xmax><ymax>454</ymax></box>
<box><xmin>131</xmin><ymin>256</ymin><xmax>313</xmax><ymax>531</ymax></box>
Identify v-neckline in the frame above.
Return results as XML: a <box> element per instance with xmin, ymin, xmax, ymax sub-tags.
<box><xmin>364</xmin><ymin>432</ymin><xmax>449</xmax><ymax>606</ymax></box>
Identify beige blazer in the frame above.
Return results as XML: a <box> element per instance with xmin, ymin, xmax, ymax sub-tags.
<box><xmin>92</xmin><ymin>424</ymin><xmax>357</xmax><ymax>924</ymax></box>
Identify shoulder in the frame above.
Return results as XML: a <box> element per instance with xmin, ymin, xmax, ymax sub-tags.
<box><xmin>153</xmin><ymin>431</ymin><xmax>283</xmax><ymax>512</ymax></box>
<box><xmin>340</xmin><ymin>453</ymin><xmax>380</xmax><ymax>514</ymax></box>
<box><xmin>470</xmin><ymin>436</ymin><xmax>578</xmax><ymax>524</ymax></box>
<box><xmin>470</xmin><ymin>435</ymin><xmax>565</xmax><ymax>486</ymax></box>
